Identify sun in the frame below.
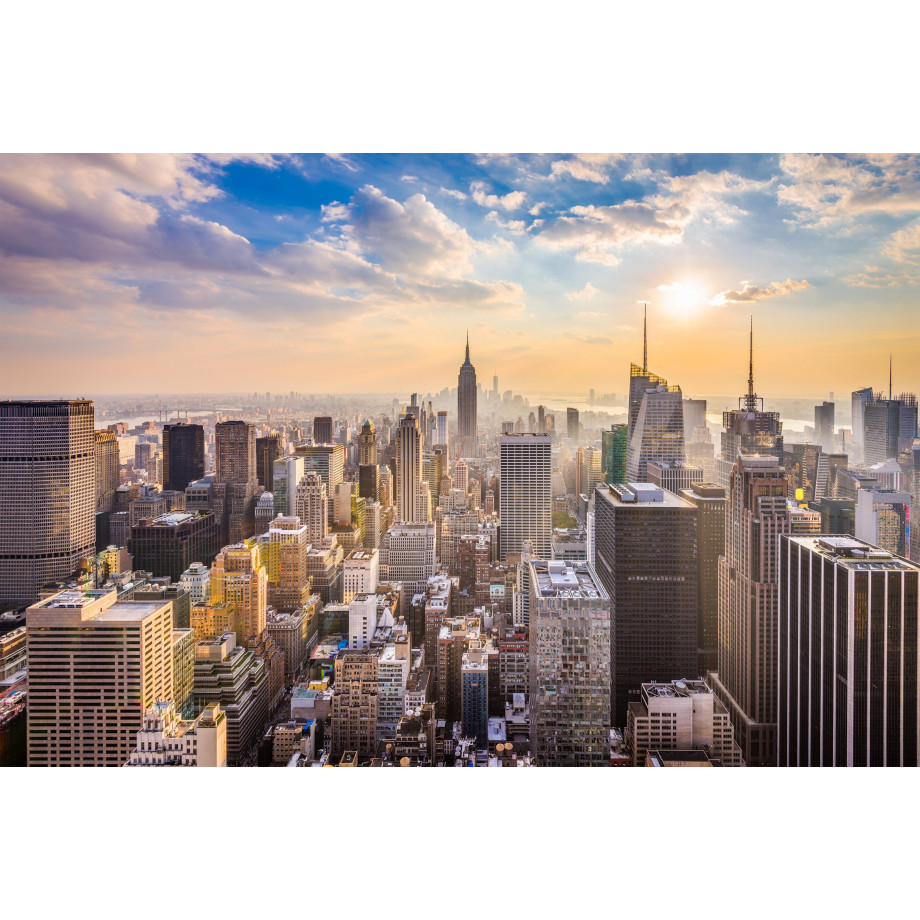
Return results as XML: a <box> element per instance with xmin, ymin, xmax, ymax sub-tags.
<box><xmin>656</xmin><ymin>281</ymin><xmax>707</xmax><ymax>319</ymax></box>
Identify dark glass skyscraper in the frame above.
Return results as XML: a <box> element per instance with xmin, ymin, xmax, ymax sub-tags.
<box><xmin>457</xmin><ymin>334</ymin><xmax>477</xmax><ymax>456</ymax></box>
<box><xmin>162</xmin><ymin>422</ymin><xmax>205</xmax><ymax>493</ymax></box>
<box><xmin>255</xmin><ymin>435</ymin><xmax>281</xmax><ymax>492</ymax></box>
<box><xmin>593</xmin><ymin>482</ymin><xmax>699</xmax><ymax>727</ymax></box>
<box><xmin>313</xmin><ymin>416</ymin><xmax>333</xmax><ymax>445</ymax></box>
<box><xmin>601</xmin><ymin>424</ymin><xmax>628</xmax><ymax>484</ymax></box>
<box><xmin>778</xmin><ymin>535</ymin><xmax>920</xmax><ymax>767</ymax></box>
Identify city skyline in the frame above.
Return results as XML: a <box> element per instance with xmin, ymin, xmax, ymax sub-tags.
<box><xmin>2</xmin><ymin>153</ymin><xmax>919</xmax><ymax>397</ymax></box>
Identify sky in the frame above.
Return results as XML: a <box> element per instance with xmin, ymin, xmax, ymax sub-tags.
<box><xmin>1</xmin><ymin>152</ymin><xmax>918</xmax><ymax>400</ymax></box>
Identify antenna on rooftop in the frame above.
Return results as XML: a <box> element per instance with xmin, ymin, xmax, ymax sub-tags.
<box><xmin>638</xmin><ymin>302</ymin><xmax>649</xmax><ymax>373</ymax></box>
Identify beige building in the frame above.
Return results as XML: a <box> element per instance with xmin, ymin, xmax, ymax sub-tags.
<box><xmin>626</xmin><ymin>680</ymin><xmax>745</xmax><ymax>767</ymax></box>
<box><xmin>266</xmin><ymin>598</ymin><xmax>320</xmax><ymax>679</ymax></box>
<box><xmin>125</xmin><ymin>700</ymin><xmax>227</xmax><ymax>767</ymax></box>
<box><xmin>330</xmin><ymin>649</ymin><xmax>379</xmax><ymax>758</ymax></box>
<box><xmin>343</xmin><ymin>548</ymin><xmax>380</xmax><ymax>603</ymax></box>
<box><xmin>27</xmin><ymin>589</ymin><xmax>174</xmax><ymax>766</ymax></box>
<box><xmin>264</xmin><ymin>516</ymin><xmax>313</xmax><ymax>612</ymax></box>
<box><xmin>209</xmin><ymin>543</ymin><xmax>267</xmax><ymax>648</ymax></box>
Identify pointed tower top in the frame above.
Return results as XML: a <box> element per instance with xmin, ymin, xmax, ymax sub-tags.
<box><xmin>466</xmin><ymin>330</ymin><xmax>470</xmax><ymax>364</ymax></box>
<box><xmin>638</xmin><ymin>301</ymin><xmax>649</xmax><ymax>373</ymax></box>
<box><xmin>748</xmin><ymin>315</ymin><xmax>755</xmax><ymax>400</ymax></box>
<box><xmin>889</xmin><ymin>352</ymin><xmax>893</xmax><ymax>402</ymax></box>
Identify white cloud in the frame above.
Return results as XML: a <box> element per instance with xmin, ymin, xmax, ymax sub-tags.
<box><xmin>440</xmin><ymin>187</ymin><xmax>467</xmax><ymax>200</ymax></box>
<box><xmin>401</xmin><ymin>174</ymin><xmax>419</xmax><ymax>182</ymax></box>
<box><xmin>710</xmin><ymin>278</ymin><xmax>809</xmax><ymax>306</ymax></box>
<box><xmin>550</xmin><ymin>154</ymin><xmax>623</xmax><ymax>184</ymax></box>
<box><xmin>529</xmin><ymin>201</ymin><xmax>549</xmax><ymax>216</ymax></box>
<box><xmin>535</xmin><ymin>169</ymin><xmax>765</xmax><ymax>264</ymax></box>
<box><xmin>485</xmin><ymin>210</ymin><xmax>526</xmax><ymax>235</ymax></box>
<box><xmin>566</xmin><ymin>281</ymin><xmax>601</xmax><ymax>302</ymax></box>
<box><xmin>470</xmin><ymin>180</ymin><xmax>526</xmax><ymax>211</ymax></box>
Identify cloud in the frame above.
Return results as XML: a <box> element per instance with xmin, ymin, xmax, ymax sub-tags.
<box><xmin>440</xmin><ymin>187</ymin><xmax>467</xmax><ymax>200</ymax></box>
<box><xmin>710</xmin><ymin>278</ymin><xmax>809</xmax><ymax>306</ymax></box>
<box><xmin>565</xmin><ymin>281</ymin><xmax>601</xmax><ymax>302</ymax></box>
<box><xmin>529</xmin><ymin>201</ymin><xmax>549</xmax><ymax>216</ymax></box>
<box><xmin>777</xmin><ymin>153</ymin><xmax>920</xmax><ymax>226</ymax></box>
<box><xmin>485</xmin><ymin>210</ymin><xmax>526</xmax><ymax>235</ymax></box>
<box><xmin>470</xmin><ymin>180</ymin><xmax>526</xmax><ymax>211</ymax></box>
<box><xmin>550</xmin><ymin>154</ymin><xmax>623</xmax><ymax>184</ymax></box>
<box><xmin>883</xmin><ymin>219</ymin><xmax>920</xmax><ymax>265</ymax></box>
<box><xmin>401</xmin><ymin>175</ymin><xmax>419</xmax><ymax>182</ymax></box>
<box><xmin>323</xmin><ymin>153</ymin><xmax>360</xmax><ymax>172</ymax></box>
<box><xmin>535</xmin><ymin>169</ymin><xmax>765</xmax><ymax>264</ymax></box>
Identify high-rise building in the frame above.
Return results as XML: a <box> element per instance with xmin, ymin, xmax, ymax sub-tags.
<box><xmin>358</xmin><ymin>420</ymin><xmax>379</xmax><ymax>502</ymax></box>
<box><xmin>0</xmin><ymin>400</ymin><xmax>96</xmax><ymax>612</ymax></box>
<box><xmin>778</xmin><ymin>535</ymin><xmax>920</xmax><ymax>766</ymax></box>
<box><xmin>436</xmin><ymin>410</ymin><xmax>449</xmax><ymax>450</ymax></box>
<box><xmin>343</xmin><ymin>549</ymin><xmax>380</xmax><ymax>604</ymax></box>
<box><xmin>850</xmin><ymin>386</ymin><xmax>874</xmax><ymax>462</ymax></box>
<box><xmin>626</xmin><ymin>383</ymin><xmax>685</xmax><ymax>482</ymax></box>
<box><xmin>358</xmin><ymin>419</ymin><xmax>377</xmax><ymax>465</ymax></box>
<box><xmin>528</xmin><ymin>559</ymin><xmax>610</xmax><ymax>766</ymax></box>
<box><xmin>855</xmin><ymin>488</ymin><xmax>911</xmax><ymax>557</ymax></box>
<box><xmin>264</xmin><ymin>516</ymin><xmax>313</xmax><ymax>612</ymax></box>
<box><xmin>601</xmin><ymin>424</ymin><xmax>628</xmax><ymax>485</ymax></box>
<box><xmin>680</xmin><ymin>482</ymin><xmax>726</xmax><ymax>675</ymax></box>
<box><xmin>457</xmin><ymin>334</ymin><xmax>478</xmax><ymax>455</ymax></box>
<box><xmin>162</xmin><ymin>423</ymin><xmax>204</xmax><ymax>493</ymax></box>
<box><xmin>460</xmin><ymin>643</ymin><xmax>490</xmax><ymax>746</ymax></box>
<box><xmin>129</xmin><ymin>510</ymin><xmax>219</xmax><ymax>582</ymax></box>
<box><xmin>295</xmin><ymin>443</ymin><xmax>345</xmax><ymax>524</ymax></box>
<box><xmin>647</xmin><ymin>460</ymin><xmax>703</xmax><ymax>495</ymax></box>
<box><xmin>95</xmin><ymin>429</ymin><xmax>119</xmax><ymax>514</ymax></box>
<box><xmin>179</xmin><ymin>561</ymin><xmax>211</xmax><ymax>604</ymax></box>
<box><xmin>717</xmin><ymin>320</ymin><xmax>783</xmax><ymax>487</ymax></box>
<box><xmin>255</xmin><ymin>435</ymin><xmax>281</xmax><ymax>492</ymax></box>
<box><xmin>625</xmin><ymin>679</ymin><xmax>744</xmax><ymax>767</ymax></box>
<box><xmin>125</xmin><ymin>700</ymin><xmax>227</xmax><ymax>767</ymax></box>
<box><xmin>707</xmin><ymin>455</ymin><xmax>790</xmax><ymax>766</ymax></box>
<box><xmin>808</xmin><ymin>497</ymin><xmax>856</xmax><ymax>536</ymax></box>
<box><xmin>499</xmin><ymin>433</ymin><xmax>552</xmax><ymax>561</ymax></box>
<box><xmin>863</xmin><ymin>392</ymin><xmax>918</xmax><ymax>465</ymax></box>
<box><xmin>272</xmin><ymin>455</ymin><xmax>305</xmax><ymax>518</ymax></box>
<box><xmin>396</xmin><ymin>414</ymin><xmax>423</xmax><ymax>523</ymax></box>
<box><xmin>814</xmin><ymin>401</ymin><xmax>835</xmax><ymax>452</ymax></box>
<box><xmin>26</xmin><ymin>589</ymin><xmax>174</xmax><ymax>766</ymax></box>
<box><xmin>566</xmin><ymin>407</ymin><xmax>580</xmax><ymax>441</ymax></box>
<box><xmin>593</xmin><ymin>483</ymin><xmax>699</xmax><ymax>728</ymax></box>
<box><xmin>330</xmin><ymin>648</ymin><xmax>379</xmax><ymax>758</ymax></box>
<box><xmin>313</xmin><ymin>416</ymin><xmax>333</xmax><ymax>445</ymax></box>
<box><xmin>295</xmin><ymin>471</ymin><xmax>328</xmax><ymax>544</ymax></box>
<box><xmin>215</xmin><ymin>421</ymin><xmax>258</xmax><ymax>544</ymax></box>
<box><xmin>192</xmin><ymin>632</ymin><xmax>268</xmax><ymax>766</ymax></box>
<box><xmin>682</xmin><ymin>398</ymin><xmax>707</xmax><ymax>437</ymax></box>
<box><xmin>209</xmin><ymin>543</ymin><xmax>267</xmax><ymax>649</ymax></box>
<box><xmin>381</xmin><ymin>522</ymin><xmax>436</xmax><ymax>608</ymax></box>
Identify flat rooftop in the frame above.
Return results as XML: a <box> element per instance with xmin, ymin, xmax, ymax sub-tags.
<box><xmin>530</xmin><ymin>559</ymin><xmax>607</xmax><ymax>600</ymax></box>
<box><xmin>598</xmin><ymin>483</ymin><xmax>694</xmax><ymax>509</ymax></box>
<box><xmin>791</xmin><ymin>535</ymin><xmax>919</xmax><ymax>571</ymax></box>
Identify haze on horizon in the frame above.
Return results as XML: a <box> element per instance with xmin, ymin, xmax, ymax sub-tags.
<box><xmin>1</xmin><ymin>153</ymin><xmax>918</xmax><ymax>399</ymax></box>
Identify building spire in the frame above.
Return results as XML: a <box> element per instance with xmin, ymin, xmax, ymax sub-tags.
<box><xmin>465</xmin><ymin>329</ymin><xmax>470</xmax><ymax>364</ymax></box>
<box><xmin>889</xmin><ymin>352</ymin><xmax>893</xmax><ymax>402</ymax></box>
<box><xmin>638</xmin><ymin>301</ymin><xmax>649</xmax><ymax>373</ymax></box>
<box><xmin>743</xmin><ymin>316</ymin><xmax>759</xmax><ymax>412</ymax></box>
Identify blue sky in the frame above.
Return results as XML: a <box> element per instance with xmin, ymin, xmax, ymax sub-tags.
<box><xmin>1</xmin><ymin>152</ymin><xmax>918</xmax><ymax>398</ymax></box>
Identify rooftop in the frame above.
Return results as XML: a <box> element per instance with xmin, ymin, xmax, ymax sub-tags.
<box><xmin>793</xmin><ymin>535</ymin><xmax>918</xmax><ymax>571</ymax></box>
<box><xmin>530</xmin><ymin>559</ymin><xmax>607</xmax><ymax>601</ymax></box>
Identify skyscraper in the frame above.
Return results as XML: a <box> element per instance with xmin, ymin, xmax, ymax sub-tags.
<box><xmin>707</xmin><ymin>455</ymin><xmax>790</xmax><ymax>766</ymax></box>
<box><xmin>255</xmin><ymin>434</ymin><xmax>281</xmax><ymax>492</ymax></box>
<box><xmin>435</xmin><ymin>410</ymin><xmax>449</xmax><ymax>449</ymax></box>
<box><xmin>358</xmin><ymin>420</ymin><xmax>379</xmax><ymax>502</ymax></box>
<box><xmin>680</xmin><ymin>482</ymin><xmax>726</xmax><ymax>675</ymax></box>
<box><xmin>778</xmin><ymin>535</ymin><xmax>920</xmax><ymax>766</ymax></box>
<box><xmin>162</xmin><ymin>422</ymin><xmax>205</xmax><ymax>493</ymax></box>
<box><xmin>855</xmin><ymin>487</ymin><xmax>911</xmax><ymax>557</ymax></box>
<box><xmin>396</xmin><ymin>413</ymin><xmax>423</xmax><ymax>523</ymax></box>
<box><xmin>209</xmin><ymin>543</ymin><xmax>268</xmax><ymax>649</ymax></box>
<box><xmin>863</xmin><ymin>392</ymin><xmax>918</xmax><ymax>465</ymax></box>
<box><xmin>26</xmin><ymin>589</ymin><xmax>174</xmax><ymax>766</ymax></box>
<box><xmin>566</xmin><ymin>407</ymin><xmax>580</xmax><ymax>441</ymax></box>
<box><xmin>294</xmin><ymin>443</ymin><xmax>345</xmax><ymax>524</ymax></box>
<box><xmin>528</xmin><ymin>559</ymin><xmax>611</xmax><ymax>766</ymax></box>
<box><xmin>814</xmin><ymin>401</ymin><xmax>835</xmax><ymax>451</ymax></box>
<box><xmin>0</xmin><ymin>400</ymin><xmax>96</xmax><ymax>612</ymax></box>
<box><xmin>625</xmin><ymin>384</ymin><xmax>685</xmax><ymax>481</ymax></box>
<box><xmin>601</xmin><ymin>424</ymin><xmax>628</xmax><ymax>485</ymax></box>
<box><xmin>95</xmin><ymin>429</ymin><xmax>119</xmax><ymax>514</ymax></box>
<box><xmin>272</xmin><ymin>455</ymin><xmax>305</xmax><ymax>518</ymax></box>
<box><xmin>717</xmin><ymin>320</ymin><xmax>783</xmax><ymax>488</ymax></box>
<box><xmin>593</xmin><ymin>482</ymin><xmax>699</xmax><ymax>727</ymax></box>
<box><xmin>850</xmin><ymin>386</ymin><xmax>873</xmax><ymax>462</ymax></box>
<box><xmin>295</xmin><ymin>471</ymin><xmax>329</xmax><ymax>544</ymax></box>
<box><xmin>457</xmin><ymin>333</ymin><xmax>477</xmax><ymax>456</ymax></box>
<box><xmin>499</xmin><ymin>433</ymin><xmax>552</xmax><ymax>561</ymax></box>
<box><xmin>215</xmin><ymin>420</ymin><xmax>258</xmax><ymax>544</ymax></box>
<box><xmin>313</xmin><ymin>416</ymin><xmax>333</xmax><ymax>445</ymax></box>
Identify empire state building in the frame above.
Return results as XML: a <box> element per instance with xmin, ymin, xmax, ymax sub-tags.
<box><xmin>457</xmin><ymin>333</ymin><xmax>478</xmax><ymax>456</ymax></box>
